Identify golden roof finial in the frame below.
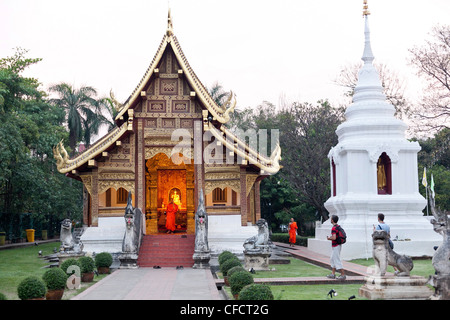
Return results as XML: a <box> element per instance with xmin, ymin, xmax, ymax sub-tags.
<box><xmin>363</xmin><ymin>0</ymin><xmax>370</xmax><ymax>17</ymax></box>
<box><xmin>167</xmin><ymin>7</ymin><xmax>173</xmax><ymax>36</ymax></box>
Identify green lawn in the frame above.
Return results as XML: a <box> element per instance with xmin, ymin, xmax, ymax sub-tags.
<box><xmin>271</xmin><ymin>284</ymin><xmax>364</xmax><ymax>300</ymax></box>
<box><xmin>350</xmin><ymin>258</ymin><xmax>435</xmax><ymax>278</ymax></box>
<box><xmin>0</xmin><ymin>242</ymin><xmax>107</xmax><ymax>300</ymax></box>
<box><xmin>221</xmin><ymin>257</ymin><xmax>435</xmax><ymax>300</ymax></box>
<box><xmin>1</xmin><ymin>244</ymin><xmax>435</xmax><ymax>300</ymax></box>
<box><xmin>253</xmin><ymin>258</ymin><xmax>330</xmax><ymax>278</ymax></box>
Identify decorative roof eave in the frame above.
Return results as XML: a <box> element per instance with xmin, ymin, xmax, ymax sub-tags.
<box><xmin>205</xmin><ymin>121</ymin><xmax>282</xmax><ymax>175</ymax></box>
<box><xmin>53</xmin><ymin>110</ymin><xmax>134</xmax><ymax>174</ymax></box>
<box><xmin>114</xmin><ymin>14</ymin><xmax>236</xmax><ymax>125</ymax></box>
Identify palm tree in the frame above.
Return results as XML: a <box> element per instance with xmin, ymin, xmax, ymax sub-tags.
<box><xmin>49</xmin><ymin>83</ymin><xmax>103</xmax><ymax>154</ymax></box>
<box><xmin>208</xmin><ymin>82</ymin><xmax>230</xmax><ymax>106</ymax></box>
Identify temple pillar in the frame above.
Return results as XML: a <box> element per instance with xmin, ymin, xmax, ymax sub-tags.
<box><xmin>186</xmin><ymin>166</ymin><xmax>195</xmax><ymax>234</ymax></box>
<box><xmin>255</xmin><ymin>180</ymin><xmax>261</xmax><ymax>221</ymax></box>
<box><xmin>148</xmin><ymin>167</ymin><xmax>158</xmax><ymax>234</ymax></box>
<box><xmin>136</xmin><ymin>119</ymin><xmax>145</xmax><ymax>210</ymax></box>
<box><xmin>82</xmin><ymin>185</ymin><xmax>89</xmax><ymax>226</ymax></box>
<box><xmin>91</xmin><ymin>169</ymin><xmax>99</xmax><ymax>227</ymax></box>
<box><xmin>240</xmin><ymin>167</ymin><xmax>247</xmax><ymax>226</ymax></box>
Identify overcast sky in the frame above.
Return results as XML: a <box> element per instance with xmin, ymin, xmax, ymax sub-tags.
<box><xmin>1</xmin><ymin>0</ymin><xmax>449</xmax><ymax>110</ymax></box>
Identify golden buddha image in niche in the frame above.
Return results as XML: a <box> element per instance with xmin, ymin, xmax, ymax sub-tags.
<box><xmin>377</xmin><ymin>158</ymin><xmax>387</xmax><ymax>190</ymax></box>
<box><xmin>169</xmin><ymin>188</ymin><xmax>182</xmax><ymax>207</ymax></box>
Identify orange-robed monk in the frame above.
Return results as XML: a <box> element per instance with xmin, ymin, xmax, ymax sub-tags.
<box><xmin>165</xmin><ymin>198</ymin><xmax>178</xmax><ymax>234</ymax></box>
<box><xmin>289</xmin><ymin>218</ymin><xmax>298</xmax><ymax>247</ymax></box>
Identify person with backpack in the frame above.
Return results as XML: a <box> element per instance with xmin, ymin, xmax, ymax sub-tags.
<box><xmin>326</xmin><ymin>215</ymin><xmax>346</xmax><ymax>280</ymax></box>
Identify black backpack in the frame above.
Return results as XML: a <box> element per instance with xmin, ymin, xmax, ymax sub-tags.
<box><xmin>335</xmin><ymin>225</ymin><xmax>347</xmax><ymax>244</ymax></box>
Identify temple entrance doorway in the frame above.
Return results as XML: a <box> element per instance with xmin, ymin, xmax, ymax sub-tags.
<box><xmin>157</xmin><ymin>170</ymin><xmax>187</xmax><ymax>233</ymax></box>
<box><xmin>145</xmin><ymin>153</ymin><xmax>195</xmax><ymax>235</ymax></box>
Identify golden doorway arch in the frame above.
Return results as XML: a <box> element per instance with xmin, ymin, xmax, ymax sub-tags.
<box><xmin>145</xmin><ymin>153</ymin><xmax>195</xmax><ymax>234</ymax></box>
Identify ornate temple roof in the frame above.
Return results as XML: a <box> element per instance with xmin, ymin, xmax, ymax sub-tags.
<box><xmin>53</xmin><ymin>9</ymin><xmax>281</xmax><ymax>176</ymax></box>
<box><xmin>114</xmin><ymin>9</ymin><xmax>236</xmax><ymax>126</ymax></box>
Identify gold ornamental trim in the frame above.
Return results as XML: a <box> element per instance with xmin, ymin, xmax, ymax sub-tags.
<box><xmin>114</xmin><ymin>11</ymin><xmax>236</xmax><ymax>124</ymax></box>
<box><xmin>206</xmin><ymin>122</ymin><xmax>281</xmax><ymax>175</ymax></box>
<box><xmin>204</xmin><ymin>180</ymin><xmax>240</xmax><ymax>195</ymax></box>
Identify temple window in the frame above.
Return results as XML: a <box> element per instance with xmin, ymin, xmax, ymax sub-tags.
<box><xmin>377</xmin><ymin>152</ymin><xmax>392</xmax><ymax>195</ymax></box>
<box><xmin>212</xmin><ymin>188</ymin><xmax>227</xmax><ymax>203</ymax></box>
<box><xmin>117</xmin><ymin>188</ymin><xmax>129</xmax><ymax>204</ymax></box>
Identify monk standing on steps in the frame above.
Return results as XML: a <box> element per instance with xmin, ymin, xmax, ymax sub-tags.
<box><xmin>288</xmin><ymin>218</ymin><xmax>298</xmax><ymax>247</ymax></box>
<box><xmin>165</xmin><ymin>198</ymin><xmax>178</xmax><ymax>234</ymax></box>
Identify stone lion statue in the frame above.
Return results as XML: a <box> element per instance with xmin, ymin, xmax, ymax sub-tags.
<box><xmin>372</xmin><ymin>230</ymin><xmax>413</xmax><ymax>277</ymax></box>
<box><xmin>60</xmin><ymin>218</ymin><xmax>83</xmax><ymax>253</ymax></box>
<box><xmin>243</xmin><ymin>219</ymin><xmax>271</xmax><ymax>254</ymax></box>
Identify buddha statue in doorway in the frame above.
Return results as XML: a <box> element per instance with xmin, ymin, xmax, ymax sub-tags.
<box><xmin>169</xmin><ymin>188</ymin><xmax>182</xmax><ymax>207</ymax></box>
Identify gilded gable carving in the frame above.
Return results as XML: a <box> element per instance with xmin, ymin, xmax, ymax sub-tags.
<box><xmin>80</xmin><ymin>175</ymin><xmax>92</xmax><ymax>195</ymax></box>
<box><xmin>205</xmin><ymin>180</ymin><xmax>240</xmax><ymax>195</ymax></box>
<box><xmin>149</xmin><ymin>101</ymin><xmax>166</xmax><ymax>112</ymax></box>
<box><xmin>160</xmin><ymin>79</ymin><xmax>177</xmax><ymax>95</ymax></box>
<box><xmin>246</xmin><ymin>174</ymin><xmax>259</xmax><ymax>196</ymax></box>
<box><xmin>98</xmin><ymin>180</ymin><xmax>135</xmax><ymax>195</ymax></box>
<box><xmin>172</xmin><ymin>100</ymin><xmax>189</xmax><ymax>113</ymax></box>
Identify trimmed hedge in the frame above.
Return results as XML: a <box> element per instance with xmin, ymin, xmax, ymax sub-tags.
<box><xmin>17</xmin><ymin>276</ymin><xmax>47</xmax><ymax>300</ymax></box>
<box><xmin>60</xmin><ymin>258</ymin><xmax>81</xmax><ymax>276</ymax></box>
<box><xmin>229</xmin><ymin>271</ymin><xmax>254</xmax><ymax>296</ymax></box>
<box><xmin>238</xmin><ymin>284</ymin><xmax>274</xmax><ymax>300</ymax></box>
<box><xmin>270</xmin><ymin>233</ymin><xmax>309</xmax><ymax>246</ymax></box>
<box><xmin>218</xmin><ymin>251</ymin><xmax>237</xmax><ymax>265</ymax></box>
<box><xmin>79</xmin><ymin>256</ymin><xmax>95</xmax><ymax>273</ymax></box>
<box><xmin>227</xmin><ymin>265</ymin><xmax>246</xmax><ymax>278</ymax></box>
<box><xmin>220</xmin><ymin>258</ymin><xmax>242</xmax><ymax>276</ymax></box>
<box><xmin>95</xmin><ymin>252</ymin><xmax>113</xmax><ymax>268</ymax></box>
<box><xmin>42</xmin><ymin>267</ymin><xmax>68</xmax><ymax>290</ymax></box>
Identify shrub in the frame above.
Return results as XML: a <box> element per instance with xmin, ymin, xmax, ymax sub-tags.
<box><xmin>238</xmin><ymin>284</ymin><xmax>274</xmax><ymax>300</ymax></box>
<box><xmin>227</xmin><ymin>265</ymin><xmax>246</xmax><ymax>278</ymax></box>
<box><xmin>218</xmin><ymin>251</ymin><xmax>236</xmax><ymax>265</ymax></box>
<box><xmin>0</xmin><ymin>292</ymin><xmax>7</xmax><ymax>300</ymax></box>
<box><xmin>270</xmin><ymin>233</ymin><xmax>308</xmax><ymax>246</ymax></box>
<box><xmin>95</xmin><ymin>252</ymin><xmax>113</xmax><ymax>268</ymax></box>
<box><xmin>17</xmin><ymin>276</ymin><xmax>47</xmax><ymax>300</ymax></box>
<box><xmin>220</xmin><ymin>257</ymin><xmax>242</xmax><ymax>276</ymax></box>
<box><xmin>229</xmin><ymin>271</ymin><xmax>254</xmax><ymax>296</ymax></box>
<box><xmin>79</xmin><ymin>256</ymin><xmax>95</xmax><ymax>273</ymax></box>
<box><xmin>42</xmin><ymin>267</ymin><xmax>68</xmax><ymax>290</ymax></box>
<box><xmin>60</xmin><ymin>258</ymin><xmax>81</xmax><ymax>276</ymax></box>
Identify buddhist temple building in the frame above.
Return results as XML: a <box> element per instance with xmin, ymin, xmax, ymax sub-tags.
<box><xmin>53</xmin><ymin>10</ymin><xmax>281</xmax><ymax>256</ymax></box>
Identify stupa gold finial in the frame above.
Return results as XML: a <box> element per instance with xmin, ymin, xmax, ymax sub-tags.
<box><xmin>363</xmin><ymin>0</ymin><xmax>370</xmax><ymax>17</ymax></box>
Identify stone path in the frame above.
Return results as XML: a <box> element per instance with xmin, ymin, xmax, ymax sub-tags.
<box><xmin>71</xmin><ymin>267</ymin><xmax>222</xmax><ymax>300</ymax></box>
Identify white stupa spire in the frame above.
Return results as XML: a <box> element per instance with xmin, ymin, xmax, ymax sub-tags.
<box><xmin>308</xmin><ymin>0</ymin><xmax>440</xmax><ymax>260</ymax></box>
<box><xmin>353</xmin><ymin>14</ymin><xmax>385</xmax><ymax>104</ymax></box>
<box><xmin>362</xmin><ymin>15</ymin><xmax>375</xmax><ymax>64</ymax></box>
<box><xmin>336</xmin><ymin>2</ymin><xmax>405</xmax><ymax>141</ymax></box>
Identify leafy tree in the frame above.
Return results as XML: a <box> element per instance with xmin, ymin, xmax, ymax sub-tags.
<box><xmin>416</xmin><ymin>128</ymin><xmax>450</xmax><ymax>212</ymax></box>
<box><xmin>0</xmin><ymin>49</ymin><xmax>82</xmax><ymax>238</ymax></box>
<box><xmin>229</xmin><ymin>99</ymin><xmax>343</xmax><ymax>225</ymax></box>
<box><xmin>409</xmin><ymin>24</ymin><xmax>450</xmax><ymax>133</ymax></box>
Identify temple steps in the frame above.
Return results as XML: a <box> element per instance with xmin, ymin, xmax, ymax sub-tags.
<box><xmin>137</xmin><ymin>234</ymin><xmax>195</xmax><ymax>268</ymax></box>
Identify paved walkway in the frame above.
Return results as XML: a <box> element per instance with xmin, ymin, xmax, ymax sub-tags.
<box><xmin>72</xmin><ymin>267</ymin><xmax>223</xmax><ymax>300</ymax></box>
<box><xmin>73</xmin><ymin>243</ymin><xmax>378</xmax><ymax>300</ymax></box>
